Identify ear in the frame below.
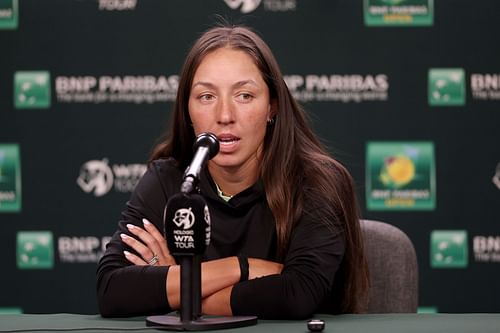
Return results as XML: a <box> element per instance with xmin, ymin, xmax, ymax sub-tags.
<box><xmin>267</xmin><ymin>98</ymin><xmax>278</xmax><ymax>120</ymax></box>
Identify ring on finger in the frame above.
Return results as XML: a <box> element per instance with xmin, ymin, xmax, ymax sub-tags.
<box><xmin>148</xmin><ymin>254</ymin><xmax>159</xmax><ymax>266</ymax></box>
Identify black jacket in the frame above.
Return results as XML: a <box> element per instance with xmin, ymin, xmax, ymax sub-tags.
<box><xmin>96</xmin><ymin>158</ymin><xmax>345</xmax><ymax>319</ymax></box>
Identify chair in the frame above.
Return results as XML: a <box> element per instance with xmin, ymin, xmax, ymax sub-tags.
<box><xmin>360</xmin><ymin>219</ymin><xmax>418</xmax><ymax>313</ymax></box>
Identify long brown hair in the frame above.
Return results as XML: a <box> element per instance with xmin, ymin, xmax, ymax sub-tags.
<box><xmin>150</xmin><ymin>25</ymin><xmax>369</xmax><ymax>313</ymax></box>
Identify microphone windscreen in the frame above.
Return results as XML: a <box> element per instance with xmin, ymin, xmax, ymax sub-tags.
<box><xmin>163</xmin><ymin>193</ymin><xmax>211</xmax><ymax>256</ymax></box>
<box><xmin>194</xmin><ymin>132</ymin><xmax>219</xmax><ymax>159</ymax></box>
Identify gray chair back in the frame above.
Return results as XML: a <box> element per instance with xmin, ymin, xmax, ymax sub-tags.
<box><xmin>360</xmin><ymin>219</ymin><xmax>418</xmax><ymax>313</ymax></box>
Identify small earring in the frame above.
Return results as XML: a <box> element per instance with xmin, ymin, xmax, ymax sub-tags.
<box><xmin>267</xmin><ymin>117</ymin><xmax>275</xmax><ymax>126</ymax></box>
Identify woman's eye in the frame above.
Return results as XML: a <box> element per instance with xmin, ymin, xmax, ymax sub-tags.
<box><xmin>199</xmin><ymin>94</ymin><xmax>214</xmax><ymax>101</ymax></box>
<box><xmin>237</xmin><ymin>93</ymin><xmax>253</xmax><ymax>102</ymax></box>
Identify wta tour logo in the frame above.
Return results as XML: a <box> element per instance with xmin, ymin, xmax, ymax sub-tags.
<box><xmin>364</xmin><ymin>0</ymin><xmax>433</xmax><ymax>26</ymax></box>
<box><xmin>430</xmin><ymin>230</ymin><xmax>468</xmax><ymax>268</ymax></box>
<box><xmin>366</xmin><ymin>142</ymin><xmax>435</xmax><ymax>210</ymax></box>
<box><xmin>0</xmin><ymin>144</ymin><xmax>21</xmax><ymax>212</ymax></box>
<box><xmin>224</xmin><ymin>0</ymin><xmax>261</xmax><ymax>13</ymax></box>
<box><xmin>172</xmin><ymin>208</ymin><xmax>196</xmax><ymax>250</ymax></box>
<box><xmin>14</xmin><ymin>71</ymin><xmax>51</xmax><ymax>109</ymax></box>
<box><xmin>77</xmin><ymin>160</ymin><xmax>114</xmax><ymax>197</ymax></box>
<box><xmin>77</xmin><ymin>159</ymin><xmax>146</xmax><ymax>197</ymax></box>
<box><xmin>493</xmin><ymin>163</ymin><xmax>500</xmax><ymax>190</ymax></box>
<box><xmin>0</xmin><ymin>0</ymin><xmax>18</xmax><ymax>29</ymax></box>
<box><xmin>428</xmin><ymin>68</ymin><xmax>466</xmax><ymax>106</ymax></box>
<box><xmin>224</xmin><ymin>0</ymin><xmax>296</xmax><ymax>13</ymax></box>
<box><xmin>16</xmin><ymin>231</ymin><xmax>54</xmax><ymax>269</ymax></box>
<box><xmin>173</xmin><ymin>208</ymin><xmax>196</xmax><ymax>230</ymax></box>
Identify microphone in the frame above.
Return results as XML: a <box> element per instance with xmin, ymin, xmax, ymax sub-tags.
<box><xmin>180</xmin><ymin>132</ymin><xmax>219</xmax><ymax>194</ymax></box>
<box><xmin>164</xmin><ymin>192</ymin><xmax>211</xmax><ymax>256</ymax></box>
<box><xmin>149</xmin><ymin>131</ymin><xmax>257</xmax><ymax>329</ymax></box>
<box><xmin>163</xmin><ymin>191</ymin><xmax>211</xmax><ymax>320</ymax></box>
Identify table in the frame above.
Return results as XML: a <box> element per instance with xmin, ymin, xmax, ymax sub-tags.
<box><xmin>0</xmin><ymin>313</ymin><xmax>499</xmax><ymax>332</ymax></box>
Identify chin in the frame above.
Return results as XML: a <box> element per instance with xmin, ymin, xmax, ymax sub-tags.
<box><xmin>210</xmin><ymin>156</ymin><xmax>241</xmax><ymax>169</ymax></box>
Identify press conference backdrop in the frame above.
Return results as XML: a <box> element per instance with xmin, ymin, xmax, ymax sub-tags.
<box><xmin>0</xmin><ymin>0</ymin><xmax>499</xmax><ymax>315</ymax></box>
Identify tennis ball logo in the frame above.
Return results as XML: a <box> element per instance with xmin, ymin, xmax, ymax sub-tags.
<box><xmin>380</xmin><ymin>155</ymin><xmax>415</xmax><ymax>188</ymax></box>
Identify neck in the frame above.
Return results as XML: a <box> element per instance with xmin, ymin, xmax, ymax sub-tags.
<box><xmin>208</xmin><ymin>162</ymin><xmax>259</xmax><ymax>197</ymax></box>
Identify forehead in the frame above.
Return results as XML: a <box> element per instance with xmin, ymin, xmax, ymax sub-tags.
<box><xmin>192</xmin><ymin>47</ymin><xmax>263</xmax><ymax>82</ymax></box>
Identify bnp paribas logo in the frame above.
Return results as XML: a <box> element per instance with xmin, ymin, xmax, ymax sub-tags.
<box><xmin>366</xmin><ymin>141</ymin><xmax>436</xmax><ymax>210</ymax></box>
<box><xmin>17</xmin><ymin>231</ymin><xmax>54</xmax><ymax>269</ymax></box>
<box><xmin>430</xmin><ymin>230</ymin><xmax>468</xmax><ymax>268</ymax></box>
<box><xmin>364</xmin><ymin>0</ymin><xmax>433</xmax><ymax>26</ymax></box>
<box><xmin>0</xmin><ymin>144</ymin><xmax>21</xmax><ymax>213</ymax></box>
<box><xmin>0</xmin><ymin>0</ymin><xmax>18</xmax><ymax>29</ymax></box>
<box><xmin>14</xmin><ymin>71</ymin><xmax>51</xmax><ymax>109</ymax></box>
<box><xmin>428</xmin><ymin>68</ymin><xmax>466</xmax><ymax>106</ymax></box>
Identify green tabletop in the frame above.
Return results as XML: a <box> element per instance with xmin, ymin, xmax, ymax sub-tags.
<box><xmin>0</xmin><ymin>313</ymin><xmax>499</xmax><ymax>333</ymax></box>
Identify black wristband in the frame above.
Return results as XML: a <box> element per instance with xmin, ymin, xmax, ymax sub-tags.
<box><xmin>237</xmin><ymin>254</ymin><xmax>249</xmax><ymax>282</ymax></box>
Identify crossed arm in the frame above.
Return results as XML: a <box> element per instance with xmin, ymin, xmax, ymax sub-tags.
<box><xmin>119</xmin><ymin>218</ymin><xmax>283</xmax><ymax>315</ymax></box>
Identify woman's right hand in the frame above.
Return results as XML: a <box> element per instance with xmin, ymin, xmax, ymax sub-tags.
<box><xmin>248</xmin><ymin>258</ymin><xmax>283</xmax><ymax>279</ymax></box>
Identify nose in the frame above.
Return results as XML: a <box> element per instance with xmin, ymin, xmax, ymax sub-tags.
<box><xmin>216</xmin><ymin>96</ymin><xmax>235</xmax><ymax>125</ymax></box>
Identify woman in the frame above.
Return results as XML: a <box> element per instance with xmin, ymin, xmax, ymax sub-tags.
<box><xmin>96</xmin><ymin>25</ymin><xmax>369</xmax><ymax>319</ymax></box>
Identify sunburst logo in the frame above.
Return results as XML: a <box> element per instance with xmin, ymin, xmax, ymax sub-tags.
<box><xmin>379</xmin><ymin>155</ymin><xmax>416</xmax><ymax>188</ymax></box>
<box><xmin>366</xmin><ymin>141</ymin><xmax>435</xmax><ymax>211</ymax></box>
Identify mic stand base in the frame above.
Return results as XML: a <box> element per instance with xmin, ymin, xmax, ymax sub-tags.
<box><xmin>146</xmin><ymin>314</ymin><xmax>257</xmax><ymax>331</ymax></box>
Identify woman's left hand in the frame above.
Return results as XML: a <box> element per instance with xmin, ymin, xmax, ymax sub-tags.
<box><xmin>121</xmin><ymin>218</ymin><xmax>176</xmax><ymax>266</ymax></box>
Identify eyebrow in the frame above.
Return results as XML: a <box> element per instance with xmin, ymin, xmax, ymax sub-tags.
<box><xmin>191</xmin><ymin>79</ymin><xmax>259</xmax><ymax>90</ymax></box>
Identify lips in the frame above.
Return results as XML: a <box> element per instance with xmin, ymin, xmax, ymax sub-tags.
<box><xmin>217</xmin><ymin>133</ymin><xmax>240</xmax><ymax>151</ymax></box>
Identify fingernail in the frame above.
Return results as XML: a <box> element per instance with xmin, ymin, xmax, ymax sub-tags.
<box><xmin>120</xmin><ymin>233</ymin><xmax>129</xmax><ymax>240</ymax></box>
<box><xmin>123</xmin><ymin>250</ymin><xmax>131</xmax><ymax>256</ymax></box>
<box><xmin>126</xmin><ymin>224</ymin><xmax>135</xmax><ymax>230</ymax></box>
<box><xmin>143</xmin><ymin>218</ymin><xmax>151</xmax><ymax>226</ymax></box>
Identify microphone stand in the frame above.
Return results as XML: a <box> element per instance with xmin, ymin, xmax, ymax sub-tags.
<box><xmin>178</xmin><ymin>254</ymin><xmax>202</xmax><ymax>322</ymax></box>
<box><xmin>146</xmin><ymin>186</ymin><xmax>257</xmax><ymax>330</ymax></box>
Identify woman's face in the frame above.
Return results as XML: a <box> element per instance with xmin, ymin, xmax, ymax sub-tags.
<box><xmin>188</xmin><ymin>47</ymin><xmax>272</xmax><ymax>174</ymax></box>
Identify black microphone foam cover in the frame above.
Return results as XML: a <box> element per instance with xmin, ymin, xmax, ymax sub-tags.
<box><xmin>163</xmin><ymin>193</ymin><xmax>211</xmax><ymax>256</ymax></box>
<box><xmin>194</xmin><ymin>132</ymin><xmax>219</xmax><ymax>159</ymax></box>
